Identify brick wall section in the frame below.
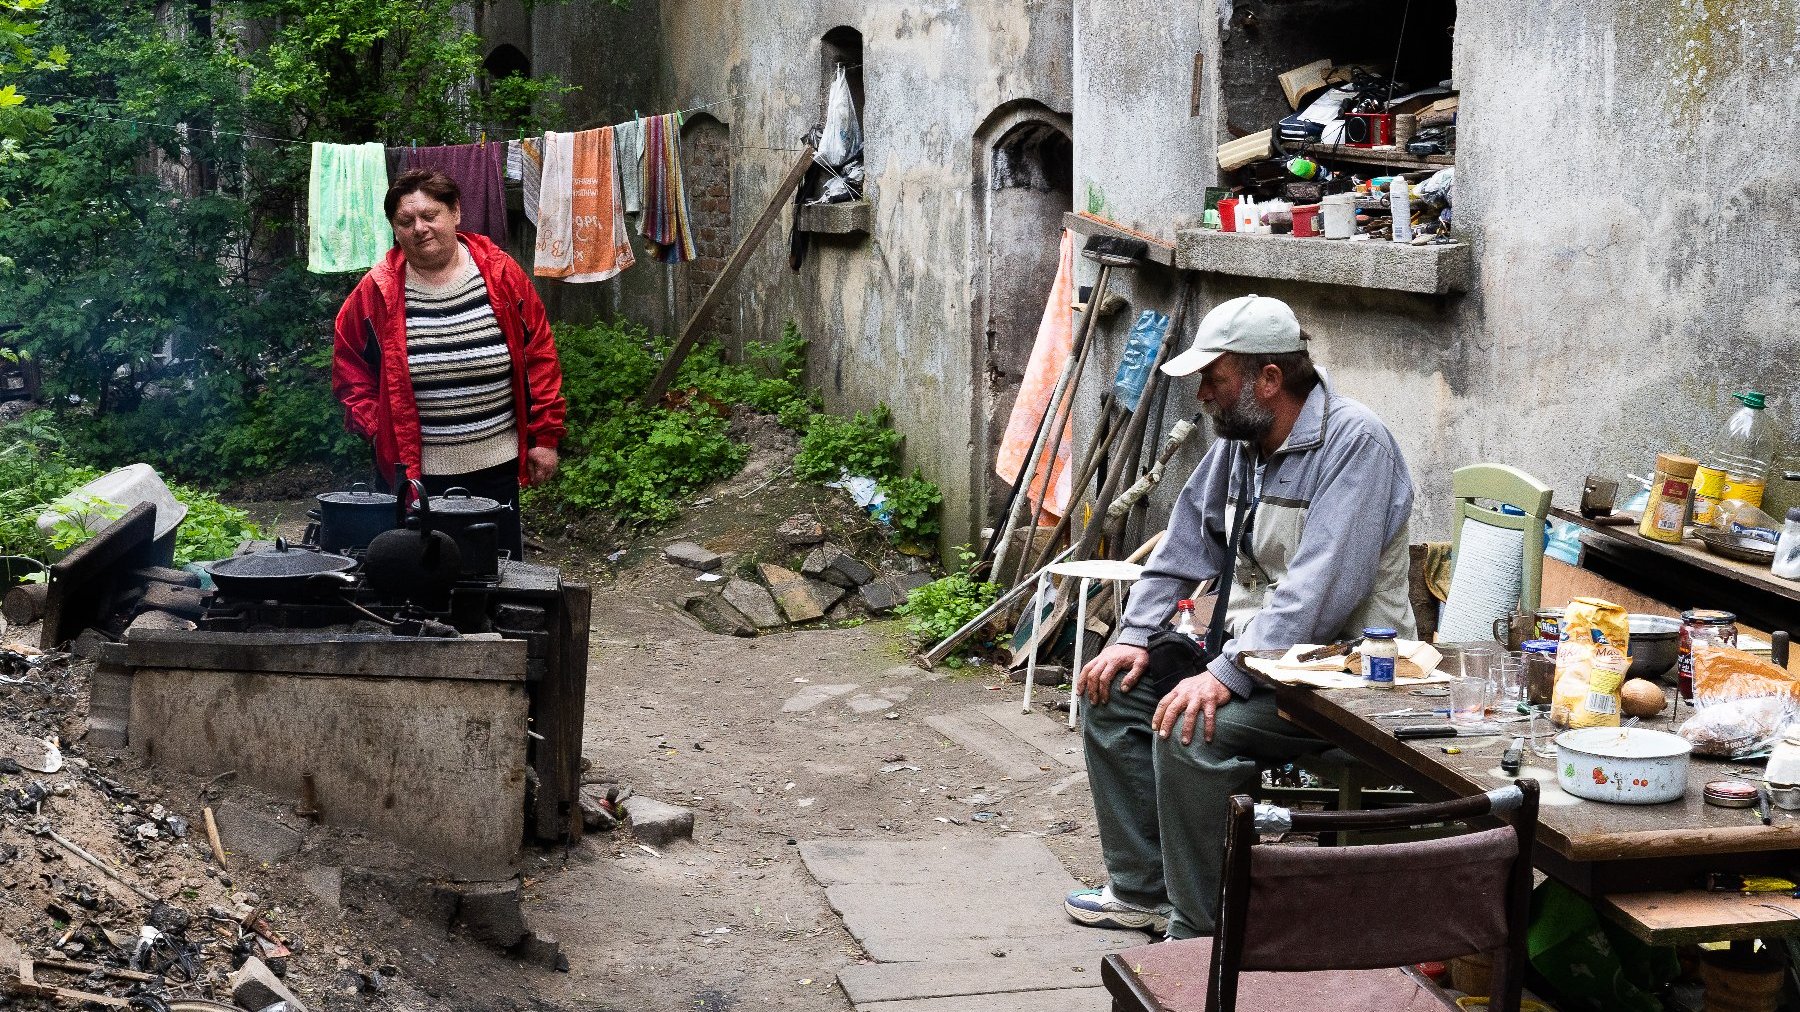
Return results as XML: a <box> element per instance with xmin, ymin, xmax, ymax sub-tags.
<box><xmin>681</xmin><ymin>117</ymin><xmax>732</xmax><ymax>348</ymax></box>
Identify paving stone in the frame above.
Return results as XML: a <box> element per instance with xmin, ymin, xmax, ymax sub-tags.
<box><xmin>827</xmin><ymin>552</ymin><xmax>876</xmax><ymax>587</ymax></box>
<box><xmin>858</xmin><ymin>580</ymin><xmax>906</xmax><ymax>614</ymax></box>
<box><xmin>212</xmin><ymin>802</ymin><xmax>304</xmax><ymax>864</ymax></box>
<box><xmin>622</xmin><ymin>795</ymin><xmax>694</xmax><ymax>847</ymax></box>
<box><xmin>679</xmin><ymin>591</ymin><xmax>756</xmax><ymax>638</ymax></box>
<box><xmin>782</xmin><ymin>683</ymin><xmax>860</xmax><ymax>713</ymax></box>
<box><xmin>846</xmin><ymin>695</ymin><xmax>894</xmax><ymax>715</ymax></box>
<box><xmin>840</xmin><ymin>957</ymin><xmax>1101</xmax><ymax>1006</ymax></box>
<box><xmin>801</xmin><ymin>543</ymin><xmax>844</xmax><ymax>580</ymax></box>
<box><xmin>759</xmin><ymin>563</ymin><xmax>843</xmax><ymax>623</ymax></box>
<box><xmin>776</xmin><ymin>514</ymin><xmax>826</xmax><ymax>546</ymax></box>
<box><xmin>230</xmin><ymin>956</ymin><xmax>309</xmax><ymax>1012</ymax></box>
<box><xmin>855</xmin><ymin>988</ymin><xmax>1109</xmax><ymax>1011</ymax></box>
<box><xmin>722</xmin><ymin>579</ymin><xmax>785</xmax><ymax>630</ymax></box>
<box><xmin>663</xmin><ymin>541</ymin><xmax>723</xmax><ymax>572</ymax></box>
<box><xmin>800</xmin><ymin>836</ymin><xmax>1140</xmax><ymax>965</ymax></box>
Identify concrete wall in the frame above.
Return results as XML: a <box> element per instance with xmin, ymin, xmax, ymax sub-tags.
<box><xmin>1070</xmin><ymin>0</ymin><xmax>1800</xmax><ymax>542</ymax></box>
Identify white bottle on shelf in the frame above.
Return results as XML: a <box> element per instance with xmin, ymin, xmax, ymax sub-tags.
<box><xmin>1390</xmin><ymin>178</ymin><xmax>1413</xmax><ymax>243</ymax></box>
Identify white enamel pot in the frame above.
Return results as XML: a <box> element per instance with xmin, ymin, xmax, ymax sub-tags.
<box><xmin>1555</xmin><ymin>726</ymin><xmax>1692</xmax><ymax>804</ymax></box>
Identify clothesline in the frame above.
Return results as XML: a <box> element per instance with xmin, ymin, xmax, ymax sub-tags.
<box><xmin>27</xmin><ymin>95</ymin><xmax>730</xmax><ymax>150</ymax></box>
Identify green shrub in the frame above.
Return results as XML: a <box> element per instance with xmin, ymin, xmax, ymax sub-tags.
<box><xmin>880</xmin><ymin>471</ymin><xmax>941</xmax><ymax>544</ymax></box>
<box><xmin>0</xmin><ymin>412</ymin><xmax>261</xmax><ymax>566</ymax></box>
<box><xmin>794</xmin><ymin>404</ymin><xmax>902</xmax><ymax>483</ymax></box>
<box><xmin>894</xmin><ymin>547</ymin><xmax>1000</xmax><ymax>649</ymax></box>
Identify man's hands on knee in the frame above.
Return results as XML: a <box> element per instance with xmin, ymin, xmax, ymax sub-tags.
<box><xmin>1153</xmin><ymin>672</ymin><xmax>1235</xmax><ymax>746</ymax></box>
<box><xmin>1075</xmin><ymin>644</ymin><xmax>1148</xmax><ymax>705</ymax></box>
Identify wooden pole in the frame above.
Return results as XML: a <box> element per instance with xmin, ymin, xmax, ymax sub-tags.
<box><xmin>642</xmin><ymin>145</ymin><xmax>819</xmax><ymax>408</ymax></box>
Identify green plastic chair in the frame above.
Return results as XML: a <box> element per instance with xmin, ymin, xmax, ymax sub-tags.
<box><xmin>1437</xmin><ymin>464</ymin><xmax>1555</xmax><ymax>642</ymax></box>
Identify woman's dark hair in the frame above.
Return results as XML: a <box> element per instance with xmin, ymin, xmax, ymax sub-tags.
<box><xmin>385</xmin><ymin>169</ymin><xmax>461</xmax><ymax>221</ymax></box>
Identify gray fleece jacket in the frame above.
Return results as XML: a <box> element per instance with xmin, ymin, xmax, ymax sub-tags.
<box><xmin>1119</xmin><ymin>380</ymin><xmax>1417</xmax><ymax>697</ymax></box>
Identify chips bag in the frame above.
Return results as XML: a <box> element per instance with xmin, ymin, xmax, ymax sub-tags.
<box><xmin>1550</xmin><ymin>597</ymin><xmax>1630</xmax><ymax>727</ymax></box>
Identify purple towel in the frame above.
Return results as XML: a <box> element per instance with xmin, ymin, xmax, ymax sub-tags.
<box><xmin>400</xmin><ymin>141</ymin><xmax>509</xmax><ymax>242</ymax></box>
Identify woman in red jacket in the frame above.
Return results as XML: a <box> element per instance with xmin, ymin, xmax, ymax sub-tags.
<box><xmin>331</xmin><ymin>169</ymin><xmax>566</xmax><ymax>561</ymax></box>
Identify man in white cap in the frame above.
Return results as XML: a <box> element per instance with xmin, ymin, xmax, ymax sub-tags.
<box><xmin>1063</xmin><ymin>294</ymin><xmax>1416</xmax><ymax>939</ymax></box>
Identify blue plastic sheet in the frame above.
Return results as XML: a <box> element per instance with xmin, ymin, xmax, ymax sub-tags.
<box><xmin>1112</xmin><ymin>310</ymin><xmax>1170</xmax><ymax>413</ymax></box>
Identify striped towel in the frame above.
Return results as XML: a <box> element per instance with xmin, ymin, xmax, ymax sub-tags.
<box><xmin>640</xmin><ymin>112</ymin><xmax>697</xmax><ymax>264</ymax></box>
<box><xmin>519</xmin><ymin>137</ymin><xmax>544</xmax><ymax>228</ymax></box>
<box><xmin>307</xmin><ymin>142</ymin><xmax>391</xmax><ymax>274</ymax></box>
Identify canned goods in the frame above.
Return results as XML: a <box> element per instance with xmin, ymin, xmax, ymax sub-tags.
<box><xmin>1678</xmin><ymin>609</ymin><xmax>1738</xmax><ymax>701</ymax></box>
<box><xmin>1534</xmin><ymin>610</ymin><xmax>1564</xmax><ymax>642</ymax></box>
<box><xmin>1640</xmin><ymin>454</ymin><xmax>1699</xmax><ymax>544</ymax></box>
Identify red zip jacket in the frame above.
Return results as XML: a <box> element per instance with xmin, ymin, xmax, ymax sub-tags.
<box><xmin>331</xmin><ymin>232</ymin><xmax>566</xmax><ymax>486</ymax></box>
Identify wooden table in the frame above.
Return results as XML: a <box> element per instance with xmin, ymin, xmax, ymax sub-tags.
<box><xmin>1253</xmin><ymin>666</ymin><xmax>1800</xmax><ymax>944</ymax></box>
<box><xmin>1551</xmin><ymin>507</ymin><xmax>1800</xmax><ymax>642</ymax></box>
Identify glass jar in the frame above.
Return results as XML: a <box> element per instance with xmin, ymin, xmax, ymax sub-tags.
<box><xmin>1522</xmin><ymin>639</ymin><xmax>1558</xmax><ymax>706</ymax></box>
<box><xmin>1362</xmin><ymin>627</ymin><xmax>1399</xmax><ymax>689</ymax></box>
<box><xmin>1640</xmin><ymin>453</ymin><xmax>1699</xmax><ymax>544</ymax></box>
<box><xmin>1678</xmin><ymin>609</ymin><xmax>1738</xmax><ymax>701</ymax></box>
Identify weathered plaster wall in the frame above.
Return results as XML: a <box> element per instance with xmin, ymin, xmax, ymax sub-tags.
<box><xmin>1074</xmin><ymin>0</ymin><xmax>1800</xmax><ymax>542</ymax></box>
<box><xmin>481</xmin><ymin>0</ymin><xmax>1074</xmax><ymax>546</ymax></box>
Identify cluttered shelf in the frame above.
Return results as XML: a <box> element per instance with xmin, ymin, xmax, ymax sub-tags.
<box><xmin>1062</xmin><ymin>212</ymin><xmax>1176</xmax><ymax>267</ymax></box>
<box><xmin>1306</xmin><ymin>144</ymin><xmax>1454</xmax><ymax>173</ymax></box>
<box><xmin>1171</xmin><ymin>228</ymin><xmax>1470</xmax><ymax>295</ymax></box>
<box><xmin>1551</xmin><ymin>508</ymin><xmax>1800</xmax><ymax>608</ymax></box>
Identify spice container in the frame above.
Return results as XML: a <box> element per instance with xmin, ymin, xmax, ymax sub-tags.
<box><xmin>1522</xmin><ymin>639</ymin><xmax>1558</xmax><ymax>705</ymax></box>
<box><xmin>1678</xmin><ymin>609</ymin><xmax>1738</xmax><ymax>701</ymax></box>
<box><xmin>1639</xmin><ymin>453</ymin><xmax>1699</xmax><ymax>543</ymax></box>
<box><xmin>1362</xmin><ymin>627</ymin><xmax>1399</xmax><ymax>689</ymax></box>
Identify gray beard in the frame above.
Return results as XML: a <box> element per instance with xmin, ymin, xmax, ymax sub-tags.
<box><xmin>1207</xmin><ymin>381</ymin><xmax>1276</xmax><ymax>442</ymax></box>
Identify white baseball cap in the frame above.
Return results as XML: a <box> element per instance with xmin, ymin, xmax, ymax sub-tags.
<box><xmin>1161</xmin><ymin>295</ymin><xmax>1304</xmax><ymax>377</ymax></box>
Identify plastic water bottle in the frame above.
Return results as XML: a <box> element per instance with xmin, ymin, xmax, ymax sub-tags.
<box><xmin>1694</xmin><ymin>391</ymin><xmax>1776</xmax><ymax>522</ymax></box>
<box><xmin>1174</xmin><ymin>599</ymin><xmax>1201</xmax><ymax>642</ymax></box>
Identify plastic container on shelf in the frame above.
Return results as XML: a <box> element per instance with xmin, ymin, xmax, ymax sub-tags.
<box><xmin>36</xmin><ymin>463</ymin><xmax>188</xmax><ymax>552</ymax></box>
<box><xmin>1694</xmin><ymin>391</ymin><xmax>1777</xmax><ymax>523</ymax></box>
<box><xmin>1774</xmin><ymin>507</ymin><xmax>1800</xmax><ymax>581</ymax></box>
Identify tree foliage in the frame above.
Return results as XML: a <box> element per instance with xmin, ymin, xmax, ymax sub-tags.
<box><xmin>0</xmin><ymin>0</ymin><xmax>570</xmax><ymax>484</ymax></box>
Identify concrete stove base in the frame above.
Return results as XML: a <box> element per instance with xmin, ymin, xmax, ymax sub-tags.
<box><xmin>123</xmin><ymin>630</ymin><xmax>528</xmax><ymax>880</ymax></box>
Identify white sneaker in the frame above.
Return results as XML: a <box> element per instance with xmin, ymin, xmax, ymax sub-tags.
<box><xmin>1063</xmin><ymin>884</ymin><xmax>1173</xmax><ymax>933</ymax></box>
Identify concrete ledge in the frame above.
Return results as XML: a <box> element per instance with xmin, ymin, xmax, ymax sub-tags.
<box><xmin>796</xmin><ymin>200</ymin><xmax>871</xmax><ymax>235</ymax></box>
<box><xmin>124</xmin><ymin>629</ymin><xmax>526</xmax><ymax>681</ymax></box>
<box><xmin>1173</xmin><ymin>229</ymin><xmax>1471</xmax><ymax>294</ymax></box>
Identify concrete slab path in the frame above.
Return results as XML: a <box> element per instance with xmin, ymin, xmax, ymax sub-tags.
<box><xmin>800</xmin><ymin>836</ymin><xmax>1139</xmax><ymax>1011</ymax></box>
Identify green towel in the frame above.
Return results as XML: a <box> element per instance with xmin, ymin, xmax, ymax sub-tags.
<box><xmin>308</xmin><ymin>142</ymin><xmax>392</xmax><ymax>274</ymax></box>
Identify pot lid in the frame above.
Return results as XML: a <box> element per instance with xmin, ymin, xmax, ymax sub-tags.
<box><xmin>428</xmin><ymin>491</ymin><xmax>504</xmax><ymax>514</ymax></box>
<box><xmin>1556</xmin><ymin>726</ymin><xmax>1693</xmax><ymax>760</ymax></box>
<box><xmin>205</xmin><ymin>539</ymin><xmax>356</xmax><ymax>578</ymax></box>
<box><xmin>318</xmin><ymin>484</ymin><xmax>396</xmax><ymax>506</ymax></box>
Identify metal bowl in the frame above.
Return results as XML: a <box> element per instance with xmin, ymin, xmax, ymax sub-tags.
<box><xmin>1626</xmin><ymin>613</ymin><xmax>1682</xmax><ymax>683</ymax></box>
<box><xmin>1695</xmin><ymin>528</ymin><xmax>1777</xmax><ymax>565</ymax></box>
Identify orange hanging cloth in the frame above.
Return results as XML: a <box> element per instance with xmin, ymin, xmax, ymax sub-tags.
<box><xmin>995</xmin><ymin>229</ymin><xmax>1074</xmax><ymax>520</ymax></box>
<box><xmin>537</xmin><ymin>125</ymin><xmax>635</xmax><ymax>282</ymax></box>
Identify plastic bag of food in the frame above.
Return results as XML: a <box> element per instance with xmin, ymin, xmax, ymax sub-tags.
<box><xmin>1677</xmin><ymin>644</ymin><xmax>1800</xmax><ymax>756</ymax></box>
<box><xmin>817</xmin><ymin>67</ymin><xmax>863</xmax><ymax>169</ymax></box>
<box><xmin>1550</xmin><ymin>598</ymin><xmax>1630</xmax><ymax>726</ymax></box>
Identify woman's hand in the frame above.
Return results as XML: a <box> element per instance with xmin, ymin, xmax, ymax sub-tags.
<box><xmin>527</xmin><ymin>447</ymin><xmax>560</xmax><ymax>484</ymax></box>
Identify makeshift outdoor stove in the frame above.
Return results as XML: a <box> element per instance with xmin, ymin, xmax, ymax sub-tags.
<box><xmin>48</xmin><ymin>492</ymin><xmax>590</xmax><ymax>895</ymax></box>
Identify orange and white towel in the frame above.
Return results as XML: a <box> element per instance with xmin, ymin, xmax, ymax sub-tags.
<box><xmin>995</xmin><ymin>229</ymin><xmax>1075</xmax><ymax>519</ymax></box>
<box><xmin>534</xmin><ymin>127</ymin><xmax>635</xmax><ymax>282</ymax></box>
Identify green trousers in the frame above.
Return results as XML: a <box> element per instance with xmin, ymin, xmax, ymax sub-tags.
<box><xmin>1081</xmin><ymin>683</ymin><xmax>1321</xmax><ymax>938</ymax></box>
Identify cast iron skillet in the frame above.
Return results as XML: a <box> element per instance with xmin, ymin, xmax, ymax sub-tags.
<box><xmin>362</xmin><ymin>472</ymin><xmax>462</xmax><ymax>607</ymax></box>
<box><xmin>203</xmin><ymin>538</ymin><xmax>357</xmax><ymax>600</ymax></box>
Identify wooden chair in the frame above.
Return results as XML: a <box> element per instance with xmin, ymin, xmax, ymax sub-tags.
<box><xmin>1102</xmin><ymin>780</ymin><xmax>1540</xmax><ymax>1012</ymax></box>
<box><xmin>1437</xmin><ymin>464</ymin><xmax>1554</xmax><ymax>643</ymax></box>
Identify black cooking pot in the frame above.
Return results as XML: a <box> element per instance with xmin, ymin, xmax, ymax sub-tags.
<box><xmin>204</xmin><ymin>538</ymin><xmax>358</xmax><ymax>600</ymax></box>
<box><xmin>426</xmin><ymin>487</ymin><xmax>508</xmax><ymax>578</ymax></box>
<box><xmin>363</xmin><ymin>478</ymin><xmax>462</xmax><ymax>607</ymax></box>
<box><xmin>307</xmin><ymin>483</ymin><xmax>399</xmax><ymax>553</ymax></box>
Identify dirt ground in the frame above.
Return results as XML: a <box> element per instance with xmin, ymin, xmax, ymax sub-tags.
<box><xmin>2</xmin><ymin>414</ymin><xmax>1108</xmax><ymax>1011</ymax></box>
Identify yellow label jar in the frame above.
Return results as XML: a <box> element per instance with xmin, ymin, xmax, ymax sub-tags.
<box><xmin>1639</xmin><ymin>453</ymin><xmax>1698</xmax><ymax>543</ymax></box>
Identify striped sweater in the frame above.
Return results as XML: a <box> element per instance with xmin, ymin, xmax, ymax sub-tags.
<box><xmin>404</xmin><ymin>249</ymin><xmax>519</xmax><ymax>476</ymax></box>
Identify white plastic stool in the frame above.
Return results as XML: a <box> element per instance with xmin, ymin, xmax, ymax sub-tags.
<box><xmin>1023</xmin><ymin>559</ymin><xmax>1145</xmax><ymax>730</ymax></box>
